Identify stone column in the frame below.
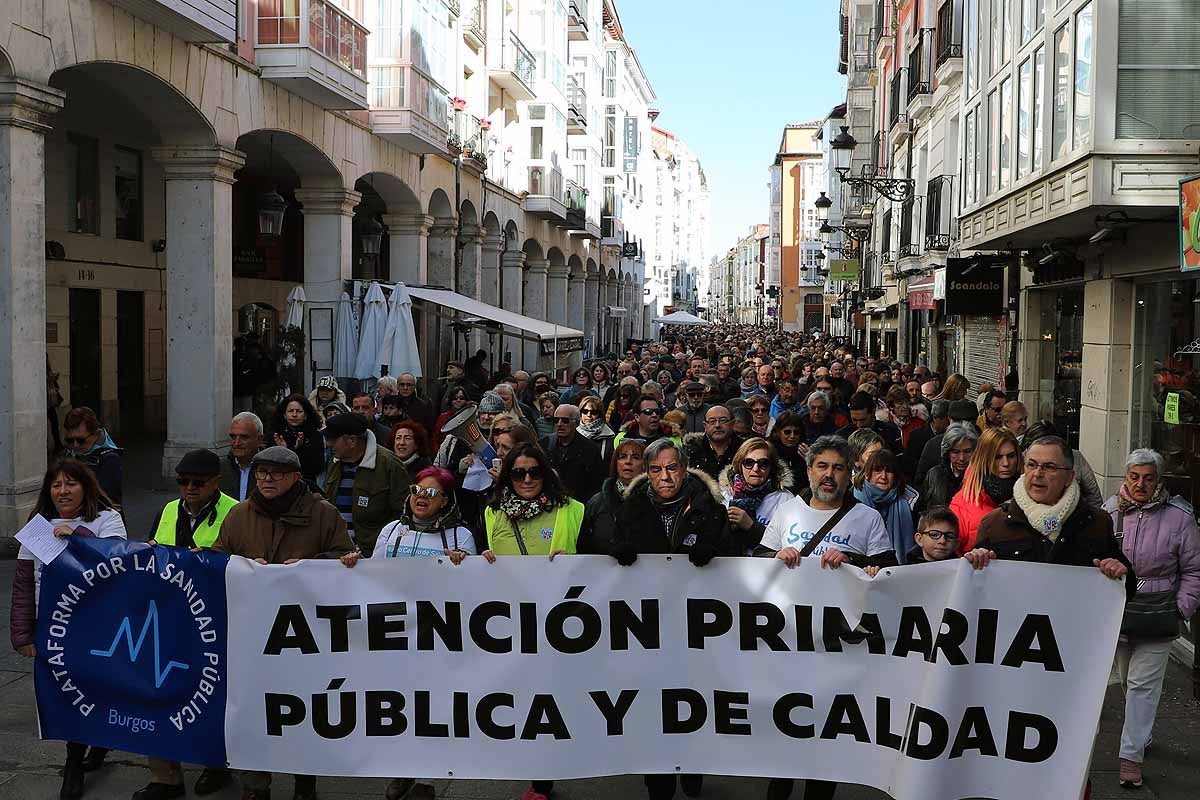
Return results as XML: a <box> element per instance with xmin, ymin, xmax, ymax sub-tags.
<box><xmin>500</xmin><ymin>250</ymin><xmax>525</xmax><ymax>368</ymax></box>
<box><xmin>1079</xmin><ymin>278</ymin><xmax>1135</xmax><ymax>499</ymax></box>
<box><xmin>568</xmin><ymin>271</ymin><xmax>586</xmax><ymax>370</ymax></box>
<box><xmin>382</xmin><ymin>212</ymin><xmax>431</xmax><ymax>285</ymax></box>
<box><xmin>523</xmin><ymin>258</ymin><xmax>549</xmax><ymax>370</ymax></box>
<box><xmin>152</xmin><ymin>145</ymin><xmax>247</xmax><ymax>474</ymax></box>
<box><xmin>0</xmin><ymin>79</ymin><xmax>64</xmax><ymax>533</ymax></box>
<box><xmin>480</xmin><ymin>234</ymin><xmax>503</xmax><ymax>307</ymax></box>
<box><xmin>583</xmin><ymin>271</ymin><xmax>599</xmax><ymax>359</ymax></box>
<box><xmin>460</xmin><ymin>226</ymin><xmax>483</xmax><ymax>300</ymax></box>
<box><xmin>427</xmin><ymin>222</ymin><xmax>456</xmax><ymax>289</ymax></box>
<box><xmin>296</xmin><ymin>188</ymin><xmax>360</xmax><ymax>391</ymax></box>
<box><xmin>546</xmin><ymin>263</ymin><xmax>570</xmax><ymax>372</ymax></box>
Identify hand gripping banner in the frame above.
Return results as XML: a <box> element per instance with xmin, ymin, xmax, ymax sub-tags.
<box><xmin>34</xmin><ymin>538</ymin><xmax>1125</xmax><ymax>800</ymax></box>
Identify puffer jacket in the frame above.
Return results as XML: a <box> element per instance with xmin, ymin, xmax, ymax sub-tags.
<box><xmin>614</xmin><ymin>469</ymin><xmax>736</xmax><ymax>557</ymax></box>
<box><xmin>718</xmin><ymin>462</ymin><xmax>797</xmax><ymax>554</ymax></box>
<box><xmin>1104</xmin><ymin>494</ymin><xmax>1200</xmax><ymax>618</ymax></box>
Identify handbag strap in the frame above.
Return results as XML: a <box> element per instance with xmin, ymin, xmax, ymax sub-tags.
<box><xmin>799</xmin><ymin>498</ymin><xmax>854</xmax><ymax>558</ymax></box>
<box><xmin>506</xmin><ymin>513</ymin><xmax>530</xmax><ymax>556</ymax></box>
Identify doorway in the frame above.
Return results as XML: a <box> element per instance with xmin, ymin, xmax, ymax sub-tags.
<box><xmin>117</xmin><ymin>291</ymin><xmax>145</xmax><ymax>436</ymax></box>
<box><xmin>69</xmin><ymin>288</ymin><xmax>102</xmax><ymax>414</ymax></box>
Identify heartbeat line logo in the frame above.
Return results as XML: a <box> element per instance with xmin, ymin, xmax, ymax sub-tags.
<box><xmin>90</xmin><ymin>600</ymin><xmax>190</xmax><ymax>689</ymax></box>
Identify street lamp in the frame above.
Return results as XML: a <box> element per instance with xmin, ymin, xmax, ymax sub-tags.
<box><xmin>256</xmin><ymin>134</ymin><xmax>288</xmax><ymax>237</ymax></box>
<box><xmin>360</xmin><ymin>216</ymin><xmax>385</xmax><ymax>257</ymax></box>
<box><xmin>814</xmin><ymin>191</ymin><xmax>833</xmax><ymax>222</ymax></box>
<box><xmin>828</xmin><ymin>125</ymin><xmax>914</xmax><ymax>202</ymax></box>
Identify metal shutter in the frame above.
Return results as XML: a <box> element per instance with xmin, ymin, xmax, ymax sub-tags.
<box><xmin>963</xmin><ymin>315</ymin><xmax>1005</xmax><ymax>392</ymax></box>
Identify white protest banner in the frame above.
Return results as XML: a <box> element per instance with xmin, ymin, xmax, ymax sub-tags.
<box><xmin>224</xmin><ymin>555</ymin><xmax>1124</xmax><ymax>799</ymax></box>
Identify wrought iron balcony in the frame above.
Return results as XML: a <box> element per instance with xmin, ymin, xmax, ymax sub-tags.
<box><xmin>898</xmin><ymin>243</ymin><xmax>921</xmax><ymax>259</ymax></box>
<box><xmin>256</xmin><ymin>0</ymin><xmax>368</xmax><ymax>109</ymax></box>
<box><xmin>109</xmin><ymin>0</ymin><xmax>235</xmax><ymax>42</ymax></box>
<box><xmin>565</xmin><ymin>179</ymin><xmax>587</xmax><ymax>227</ymax></box>
<box><xmin>936</xmin><ymin>0</ymin><xmax>963</xmax><ymax>67</ymax></box>
<box><xmin>888</xmin><ymin>70</ymin><xmax>903</xmax><ymax>128</ymax></box>
<box><xmin>446</xmin><ymin>0</ymin><xmax>460</xmax><ymax>15</ymax></box>
<box><xmin>448</xmin><ymin>112</ymin><xmax>489</xmax><ymax>169</ymax></box>
<box><xmin>490</xmin><ymin>32</ymin><xmax>537</xmax><ymax>101</ymax></box>
<box><xmin>370</xmin><ymin>66</ymin><xmax>450</xmax><ymax>154</ymax></box>
<box><xmin>925</xmin><ymin>233</ymin><xmax>951</xmax><ymax>251</ymax></box>
<box><xmin>907</xmin><ymin>41</ymin><xmax>931</xmax><ymax>102</ymax></box>
<box><xmin>463</xmin><ymin>0</ymin><xmax>485</xmax><ymax>49</ymax></box>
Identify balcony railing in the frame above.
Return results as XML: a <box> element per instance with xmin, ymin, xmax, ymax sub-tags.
<box><xmin>888</xmin><ymin>70</ymin><xmax>903</xmax><ymax>128</ymax></box>
<box><xmin>925</xmin><ymin>233</ymin><xmax>951</xmax><ymax>251</ymax></box>
<box><xmin>529</xmin><ymin>166</ymin><xmax>563</xmax><ymax>199</ymax></box>
<box><xmin>907</xmin><ymin>40</ymin><xmax>930</xmax><ymax>101</ymax></box>
<box><xmin>568</xmin><ymin>0</ymin><xmax>588</xmax><ymax>39</ymax></box>
<box><xmin>936</xmin><ymin>1</ymin><xmax>963</xmax><ymax>66</ymax></box>
<box><xmin>504</xmin><ymin>32</ymin><xmax>536</xmax><ymax>90</ymax></box>
<box><xmin>448</xmin><ymin>112</ymin><xmax>489</xmax><ymax>168</ymax></box>
<box><xmin>565</xmin><ymin>179</ymin><xmax>587</xmax><ymax>219</ymax></box>
<box><xmin>464</xmin><ymin>0</ymin><xmax>484</xmax><ymax>44</ymax></box>
<box><xmin>369</xmin><ymin>65</ymin><xmax>450</xmax><ymax>153</ymax></box>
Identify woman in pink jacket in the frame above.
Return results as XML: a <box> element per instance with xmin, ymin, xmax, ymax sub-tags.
<box><xmin>1104</xmin><ymin>448</ymin><xmax>1200</xmax><ymax>789</ymax></box>
<box><xmin>949</xmin><ymin>427</ymin><xmax>1021</xmax><ymax>553</ymax></box>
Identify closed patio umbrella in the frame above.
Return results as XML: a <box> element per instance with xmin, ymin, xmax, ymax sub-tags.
<box><xmin>333</xmin><ymin>291</ymin><xmax>358</xmax><ymax>380</ymax></box>
<box><xmin>284</xmin><ymin>286</ymin><xmax>306</xmax><ymax>329</ymax></box>
<box><xmin>380</xmin><ymin>282</ymin><xmax>423</xmax><ymax>378</ymax></box>
<box><xmin>354</xmin><ymin>281</ymin><xmax>389</xmax><ymax>379</ymax></box>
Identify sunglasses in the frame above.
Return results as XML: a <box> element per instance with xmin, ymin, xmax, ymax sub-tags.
<box><xmin>175</xmin><ymin>477</ymin><xmax>211</xmax><ymax>488</ymax></box>
<box><xmin>639</xmin><ymin>407</ymin><xmax>663</xmax><ymax>416</ymax></box>
<box><xmin>580</xmin><ymin>408</ymin><xmax>599</xmax><ymax>417</ymax></box>
<box><xmin>553</xmin><ymin>416</ymin><xmax>576</xmax><ymax>423</ymax></box>
<box><xmin>742</xmin><ymin>458</ymin><xmax>772</xmax><ymax>472</ymax></box>
<box><xmin>511</xmin><ymin>466</ymin><xmax>544</xmax><ymax>481</ymax></box>
<box><xmin>409</xmin><ymin>485</ymin><xmax>445</xmax><ymax>499</ymax></box>
<box><xmin>65</xmin><ymin>436</ymin><xmax>89</xmax><ymax>446</ymax></box>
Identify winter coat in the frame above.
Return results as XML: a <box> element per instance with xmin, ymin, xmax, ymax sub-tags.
<box><xmin>319</xmin><ymin>431</ymin><xmax>412</xmax><ymax>557</ymax></box>
<box><xmin>1073</xmin><ymin>450</ymin><xmax>1105</xmax><ymax>509</ymax></box>
<box><xmin>921</xmin><ymin>463</ymin><xmax>964</xmax><ymax>512</ymax></box>
<box><xmin>835</xmin><ymin>419</ymin><xmax>903</xmax><ymax>453</ymax></box>
<box><xmin>684</xmin><ymin>431</ymin><xmax>745</xmax><ymax>482</ymax></box>
<box><xmin>1104</xmin><ymin>494</ymin><xmax>1200</xmax><ymax>618</ymax></box>
<box><xmin>718</xmin><ymin>462</ymin><xmax>797</xmax><ymax>554</ymax></box>
<box><xmin>949</xmin><ymin>474</ymin><xmax>1000</xmax><ymax>554</ymax></box>
<box><xmin>484</xmin><ymin>499</ymin><xmax>585</xmax><ymax>556</ymax></box>
<box><xmin>770</xmin><ymin>396</ymin><xmax>803</xmax><ymax>420</ymax></box>
<box><xmin>541</xmin><ymin>433</ymin><xmax>604</xmax><ymax>503</ymax></box>
<box><xmin>614</xmin><ymin>470</ymin><xmax>736</xmax><ymax>557</ymax></box>
<box><xmin>612</xmin><ymin>420</ymin><xmax>681</xmax><ymax>450</ymax></box>
<box><xmin>10</xmin><ymin>509</ymin><xmax>127</xmax><ymax>650</ymax></box>
<box><xmin>212</xmin><ymin>486</ymin><xmax>354</xmax><ymax>564</ymax></box>
<box><xmin>67</xmin><ymin>429</ymin><xmax>123</xmax><ymax>506</ymax></box>
<box><xmin>578</xmin><ymin>425</ymin><xmax>617</xmax><ymax>469</ymax></box>
<box><xmin>681</xmin><ymin>403</ymin><xmax>713</xmax><ymax>435</ymax></box>
<box><xmin>800</xmin><ymin>414</ymin><xmax>839</xmax><ymax>445</ymax></box>
<box><xmin>308</xmin><ymin>386</ymin><xmax>348</xmax><ymax>414</ymax></box>
<box><xmin>975</xmin><ymin>496</ymin><xmax>1135</xmax><ymax>599</ymax></box>
<box><xmin>372</xmin><ymin>502</ymin><xmax>477</xmax><ymax>558</ymax></box>
<box><xmin>578</xmin><ymin>477</ymin><xmax>627</xmax><ymax>555</ymax></box>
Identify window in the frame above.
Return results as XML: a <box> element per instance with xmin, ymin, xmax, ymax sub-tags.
<box><xmin>1002</xmin><ymin>0</ymin><xmax>1013</xmax><ymax>64</ymax></box>
<box><xmin>1072</xmin><ymin>2</ymin><xmax>1093</xmax><ymax>150</ymax></box>
<box><xmin>1052</xmin><ymin>23</ymin><xmax>1070</xmax><ymax>160</ymax></box>
<box><xmin>964</xmin><ymin>108</ymin><xmax>977</xmax><ymax>206</ymax></box>
<box><xmin>603</xmin><ymin>106</ymin><xmax>616</xmax><ymax>168</ymax></box>
<box><xmin>1117</xmin><ymin>0</ymin><xmax>1200</xmax><ymax>139</ymax></box>
<box><xmin>990</xmin><ymin>0</ymin><xmax>1002</xmax><ymax>73</ymax></box>
<box><xmin>988</xmin><ymin>89</ymin><xmax>999</xmax><ymax>194</ymax></box>
<box><xmin>530</xmin><ymin>126</ymin><xmax>543</xmax><ymax>160</ymax></box>
<box><xmin>604</xmin><ymin>50</ymin><xmax>617</xmax><ymax>98</ymax></box>
<box><xmin>1018</xmin><ymin>58</ymin><xmax>1032</xmax><ymax>177</ymax></box>
<box><xmin>257</xmin><ymin>0</ymin><xmax>301</xmax><ymax>44</ymax></box>
<box><xmin>1034</xmin><ymin>47</ymin><xmax>1045</xmax><ymax>170</ymax></box>
<box><xmin>114</xmin><ymin>146</ymin><xmax>142</xmax><ymax>241</ymax></box>
<box><xmin>966</xmin><ymin>0</ymin><xmax>979</xmax><ymax>95</ymax></box>
<box><xmin>1000</xmin><ymin>76</ymin><xmax>1012</xmax><ymax>189</ymax></box>
<box><xmin>66</xmin><ymin>133</ymin><xmax>99</xmax><ymax>235</ymax></box>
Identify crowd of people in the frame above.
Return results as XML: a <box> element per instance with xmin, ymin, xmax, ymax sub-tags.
<box><xmin>10</xmin><ymin>325</ymin><xmax>1200</xmax><ymax>800</ymax></box>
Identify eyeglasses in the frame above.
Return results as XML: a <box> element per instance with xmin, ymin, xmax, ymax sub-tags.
<box><xmin>410</xmin><ymin>485</ymin><xmax>445</xmax><ymax>499</ymax></box>
<box><xmin>398</xmin><ymin>382</ymin><xmax>417</xmax><ymax>388</ymax></box>
<box><xmin>511</xmin><ymin>466</ymin><xmax>544</xmax><ymax>481</ymax></box>
<box><xmin>920</xmin><ymin>529</ymin><xmax>959</xmax><ymax>541</ymax></box>
<box><xmin>553</xmin><ymin>416</ymin><xmax>576</xmax><ymax>424</ymax></box>
<box><xmin>64</xmin><ymin>436</ymin><xmax>89</xmax><ymax>447</ymax></box>
<box><xmin>705</xmin><ymin>416</ymin><xmax>731</xmax><ymax>425</ymax></box>
<box><xmin>742</xmin><ymin>458</ymin><xmax>772</xmax><ymax>472</ymax></box>
<box><xmin>639</xmin><ymin>407</ymin><xmax>663</xmax><ymax>416</ymax></box>
<box><xmin>175</xmin><ymin>477</ymin><xmax>211</xmax><ymax>488</ymax></box>
<box><xmin>750</xmin><ymin>407</ymin><xmax>769</xmax><ymax>415</ymax></box>
<box><xmin>254</xmin><ymin>467</ymin><xmax>294</xmax><ymax>481</ymax></box>
<box><xmin>1024</xmin><ymin>460</ymin><xmax>1068</xmax><ymax>475</ymax></box>
<box><xmin>492</xmin><ymin>426</ymin><xmax>511</xmax><ymax>436</ymax></box>
<box><xmin>580</xmin><ymin>408</ymin><xmax>599</xmax><ymax>417</ymax></box>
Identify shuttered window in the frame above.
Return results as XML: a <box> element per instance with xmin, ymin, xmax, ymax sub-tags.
<box><xmin>1117</xmin><ymin>0</ymin><xmax>1200</xmax><ymax>139</ymax></box>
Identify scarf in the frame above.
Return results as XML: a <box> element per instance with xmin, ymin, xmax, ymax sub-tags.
<box><xmin>1013</xmin><ymin>477</ymin><xmax>1080</xmax><ymax>541</ymax></box>
<box><xmin>729</xmin><ymin>474</ymin><xmax>773</xmax><ymax>519</ymax></box>
<box><xmin>67</xmin><ymin>428</ymin><xmax>118</xmax><ymax>458</ymax></box>
<box><xmin>647</xmin><ymin>477</ymin><xmax>690</xmax><ymax>538</ymax></box>
<box><xmin>577</xmin><ymin>420</ymin><xmax>613</xmax><ymax>440</ymax></box>
<box><xmin>250</xmin><ymin>481</ymin><xmax>307</xmax><ymax>520</ymax></box>
<box><xmin>498</xmin><ymin>487</ymin><xmax>555</xmax><ymax>521</ymax></box>
<box><xmin>402</xmin><ymin>453</ymin><xmax>423</xmax><ymax>468</ymax></box>
<box><xmin>982</xmin><ymin>472</ymin><xmax>1018</xmax><ymax>506</ymax></box>
<box><xmin>400</xmin><ymin>502</ymin><xmax>463</xmax><ymax>534</ymax></box>
<box><xmin>1116</xmin><ymin>482</ymin><xmax>1169</xmax><ymax>515</ymax></box>
<box><xmin>854</xmin><ymin>482</ymin><xmax>915</xmax><ymax>564</ymax></box>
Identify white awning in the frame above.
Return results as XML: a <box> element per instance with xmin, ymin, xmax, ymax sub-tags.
<box><xmin>405</xmin><ymin>286</ymin><xmax>584</xmax><ymax>342</ymax></box>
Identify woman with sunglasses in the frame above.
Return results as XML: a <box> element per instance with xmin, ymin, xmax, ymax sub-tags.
<box><xmin>341</xmin><ymin>465</ymin><xmax>474</xmax><ymax>800</ymax></box>
<box><xmin>486</xmin><ymin>420</ymin><xmax>540</xmax><ymax>483</ymax></box>
<box><xmin>12</xmin><ymin>459</ymin><xmax>126</xmax><ymax>798</ymax></box>
<box><xmin>482</xmin><ymin>443</ymin><xmax>583</xmax><ymax>561</ymax></box>
<box><xmin>746</xmin><ymin>394</ymin><xmax>772</xmax><ymax>436</ymax></box>
<box><xmin>720</xmin><ymin>438</ymin><xmax>796</xmax><ymax>554</ymax></box>
<box><xmin>577</xmin><ymin>394</ymin><xmax>617</xmax><ymax>466</ymax></box>
<box><xmin>559</xmin><ymin>366</ymin><xmax>594</xmax><ymax>405</ymax></box>
<box><xmin>61</xmin><ymin>406</ymin><xmax>123</xmax><ymax>506</ymax></box>
<box><xmin>606</xmin><ymin>383</ymin><xmax>641</xmax><ymax>430</ymax></box>
<box><xmin>432</xmin><ymin>386</ymin><xmax>469</xmax><ymax>449</ymax></box>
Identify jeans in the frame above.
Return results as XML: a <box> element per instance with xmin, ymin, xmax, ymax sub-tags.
<box><xmin>1115</xmin><ymin>637</ymin><xmax>1174</xmax><ymax>763</ymax></box>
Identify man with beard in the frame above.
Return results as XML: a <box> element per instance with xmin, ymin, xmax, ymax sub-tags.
<box><xmin>679</xmin><ymin>381</ymin><xmax>713</xmax><ymax>434</ymax></box>
<box><xmin>754</xmin><ymin>435</ymin><xmax>897</xmax><ymax>800</ymax></box>
<box><xmin>610</xmin><ymin>437</ymin><xmax>733</xmax><ymax>800</ymax></box>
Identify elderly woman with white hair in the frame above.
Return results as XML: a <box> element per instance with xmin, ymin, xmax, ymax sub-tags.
<box><xmin>1102</xmin><ymin>448</ymin><xmax>1200</xmax><ymax>789</ymax></box>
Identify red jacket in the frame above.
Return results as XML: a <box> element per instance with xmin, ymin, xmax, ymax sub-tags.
<box><xmin>949</xmin><ymin>468</ymin><xmax>999</xmax><ymax>554</ymax></box>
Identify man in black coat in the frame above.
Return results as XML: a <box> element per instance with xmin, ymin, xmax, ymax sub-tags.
<box><xmin>904</xmin><ymin>399</ymin><xmax>948</xmax><ymax>483</ymax></box>
<box><xmin>394</xmin><ymin>373</ymin><xmax>436</xmax><ymax>432</ymax></box>
<box><xmin>541</xmin><ymin>404</ymin><xmax>604</xmax><ymax>503</ymax></box>
<box><xmin>834</xmin><ymin>391</ymin><xmax>903</xmax><ymax>452</ymax></box>
<box><xmin>684</xmin><ymin>405</ymin><xmax>744</xmax><ymax>480</ymax></box>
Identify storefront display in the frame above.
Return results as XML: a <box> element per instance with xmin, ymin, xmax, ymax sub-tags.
<box><xmin>1052</xmin><ymin>289</ymin><xmax>1084</xmax><ymax>449</ymax></box>
<box><xmin>1131</xmin><ymin>278</ymin><xmax>1200</xmax><ymax>508</ymax></box>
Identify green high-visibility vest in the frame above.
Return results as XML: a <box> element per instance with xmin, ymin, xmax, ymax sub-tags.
<box><xmin>154</xmin><ymin>493</ymin><xmax>237</xmax><ymax>549</ymax></box>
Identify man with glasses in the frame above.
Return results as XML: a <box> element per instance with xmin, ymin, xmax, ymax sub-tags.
<box><xmin>220</xmin><ymin>412</ymin><xmax>263</xmax><ymax>501</ymax></box>
<box><xmin>977</xmin><ymin>390</ymin><xmax>1008</xmax><ymax>430</ymax></box>
<box><xmin>137</xmin><ymin>449</ymin><xmax>236</xmax><ymax>800</ymax></box>
<box><xmin>614</xmin><ymin>396</ymin><xmax>678</xmax><ymax>448</ymax></box>
<box><xmin>686</xmin><ymin>405</ymin><xmax>744</xmax><ymax>480</ymax></box>
<box><xmin>212</xmin><ymin>446</ymin><xmax>353</xmax><ymax>800</ymax></box>
<box><xmin>967</xmin><ymin>436</ymin><xmax>1132</xmax><ymax>591</ymax></box>
<box><xmin>680</xmin><ymin>380</ymin><xmax>713</xmax><ymax>434</ymax></box>
<box><xmin>541</xmin><ymin>404</ymin><xmax>603</xmax><ymax>503</ymax></box>
<box><xmin>393</xmin><ymin>372</ymin><xmax>435</xmax><ymax>432</ymax></box>
<box><xmin>319</xmin><ymin>412</ymin><xmax>410</xmax><ymax>558</ymax></box>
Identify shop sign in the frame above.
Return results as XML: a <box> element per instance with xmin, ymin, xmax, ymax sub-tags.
<box><xmin>853</xmin><ymin>312</ymin><xmax>867</xmax><ymax>330</ymax></box>
<box><xmin>944</xmin><ymin>257</ymin><xmax>1003</xmax><ymax>316</ymax></box>
<box><xmin>829</xmin><ymin>259</ymin><xmax>860</xmax><ymax>281</ymax></box>
<box><xmin>1180</xmin><ymin>173</ymin><xmax>1200</xmax><ymax>271</ymax></box>
<box><xmin>909</xmin><ymin>289</ymin><xmax>935</xmax><ymax>310</ymax></box>
<box><xmin>623</xmin><ymin>116</ymin><xmax>639</xmax><ymax>173</ymax></box>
